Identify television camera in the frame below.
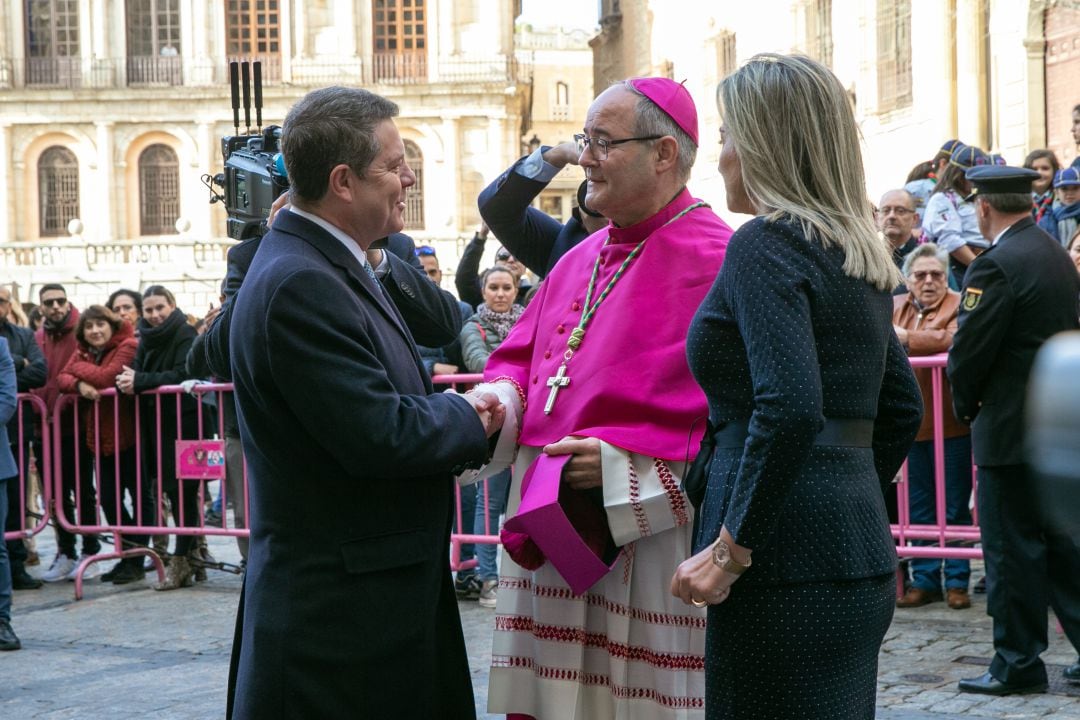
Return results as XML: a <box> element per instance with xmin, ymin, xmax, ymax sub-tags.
<box><xmin>202</xmin><ymin>60</ymin><xmax>289</xmax><ymax>240</ymax></box>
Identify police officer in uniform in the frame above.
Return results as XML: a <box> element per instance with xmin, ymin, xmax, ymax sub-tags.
<box><xmin>948</xmin><ymin>165</ymin><xmax>1080</xmax><ymax>695</ymax></box>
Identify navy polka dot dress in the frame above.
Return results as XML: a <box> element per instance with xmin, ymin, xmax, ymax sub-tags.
<box><xmin>686</xmin><ymin>217</ymin><xmax>922</xmax><ymax>719</ymax></box>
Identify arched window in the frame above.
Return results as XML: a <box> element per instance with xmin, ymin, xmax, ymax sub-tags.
<box><xmin>138</xmin><ymin>144</ymin><xmax>180</xmax><ymax>235</ymax></box>
<box><xmin>555</xmin><ymin>81</ymin><xmax>569</xmax><ymax>106</ymax></box>
<box><xmin>404</xmin><ymin>140</ymin><xmax>424</xmax><ymax>230</ymax></box>
<box><xmin>38</xmin><ymin>146</ymin><xmax>79</xmax><ymax>237</ymax></box>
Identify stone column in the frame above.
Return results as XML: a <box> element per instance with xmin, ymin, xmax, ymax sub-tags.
<box><xmin>0</xmin><ymin>123</ymin><xmax>11</xmax><ymax>244</ymax></box>
<box><xmin>334</xmin><ymin>0</ymin><xmax>356</xmax><ymax>56</ymax></box>
<box><xmin>95</xmin><ymin>121</ymin><xmax>115</xmax><ymax>242</ymax></box>
<box><xmin>196</xmin><ymin>121</ymin><xmax>215</xmax><ymax>239</ymax></box>
<box><xmin>955</xmin><ymin>0</ymin><xmax>988</xmax><ymax>148</ymax></box>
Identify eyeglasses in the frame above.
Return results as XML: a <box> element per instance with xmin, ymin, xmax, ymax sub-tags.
<box><xmin>495</xmin><ymin>251</ymin><xmax>513</xmax><ymax>262</ymax></box>
<box><xmin>42</xmin><ymin>298</ymin><xmax>68</xmax><ymax>308</ymax></box>
<box><xmin>414</xmin><ymin>245</ymin><xmax>436</xmax><ymax>257</ymax></box>
<box><xmin>573</xmin><ymin>133</ymin><xmax>662</xmax><ymax>160</ymax></box>
<box><xmin>910</xmin><ymin>270</ymin><xmax>945</xmax><ymax>282</ymax></box>
<box><xmin>877</xmin><ymin>206</ymin><xmax>915</xmax><ymax>217</ymax></box>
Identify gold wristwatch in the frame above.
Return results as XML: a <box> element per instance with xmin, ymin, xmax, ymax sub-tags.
<box><xmin>711</xmin><ymin>539</ymin><xmax>751</xmax><ymax>575</ymax></box>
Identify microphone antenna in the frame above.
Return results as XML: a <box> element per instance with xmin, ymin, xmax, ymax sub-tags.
<box><xmin>241</xmin><ymin>61</ymin><xmax>252</xmax><ymax>135</ymax></box>
<box><xmin>229</xmin><ymin>61</ymin><xmax>240</xmax><ymax>135</ymax></box>
<box><xmin>253</xmin><ymin>61</ymin><xmax>263</xmax><ymax>132</ymax></box>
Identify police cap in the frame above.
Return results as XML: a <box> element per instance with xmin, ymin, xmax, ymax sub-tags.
<box><xmin>963</xmin><ymin>165</ymin><xmax>1039</xmax><ymax>200</ymax></box>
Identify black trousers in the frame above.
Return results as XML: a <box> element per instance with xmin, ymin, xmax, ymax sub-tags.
<box><xmin>978</xmin><ymin>464</ymin><xmax>1080</xmax><ymax>684</ymax></box>
<box><xmin>87</xmin><ymin>446</ymin><xmax>150</xmax><ymax>551</ymax></box>
<box><xmin>37</xmin><ymin>434</ymin><xmax>100</xmax><ymax>558</ymax></box>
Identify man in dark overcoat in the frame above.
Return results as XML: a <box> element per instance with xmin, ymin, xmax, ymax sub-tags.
<box><xmin>225</xmin><ymin>86</ymin><xmax>503</xmax><ymax>719</ymax></box>
<box><xmin>948</xmin><ymin>166</ymin><xmax>1080</xmax><ymax>696</ymax></box>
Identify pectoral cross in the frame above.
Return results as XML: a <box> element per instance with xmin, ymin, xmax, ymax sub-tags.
<box><xmin>544</xmin><ymin>364</ymin><xmax>571</xmax><ymax>415</ymax></box>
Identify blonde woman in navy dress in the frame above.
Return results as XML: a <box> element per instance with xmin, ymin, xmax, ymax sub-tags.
<box><xmin>671</xmin><ymin>54</ymin><xmax>923</xmax><ymax>719</ymax></box>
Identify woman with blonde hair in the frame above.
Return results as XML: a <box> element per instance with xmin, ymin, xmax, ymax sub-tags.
<box><xmin>671</xmin><ymin>53</ymin><xmax>922</xmax><ymax>719</ymax></box>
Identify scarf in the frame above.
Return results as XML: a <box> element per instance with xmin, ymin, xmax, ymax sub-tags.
<box><xmin>137</xmin><ymin>307</ymin><xmax>189</xmax><ymax>349</ymax></box>
<box><xmin>43</xmin><ymin>310</ymin><xmax>73</xmax><ymax>336</ymax></box>
<box><xmin>477</xmin><ymin>303</ymin><xmax>525</xmax><ymax>343</ymax></box>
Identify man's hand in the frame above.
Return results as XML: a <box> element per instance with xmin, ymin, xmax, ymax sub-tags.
<box><xmin>76</xmin><ymin>381</ymin><xmax>100</xmax><ymax>401</ymax></box>
<box><xmin>204</xmin><ymin>304</ymin><xmax>221</xmax><ymax>329</ymax></box>
<box><xmin>115</xmin><ymin>366</ymin><xmax>136</xmax><ymax>395</ymax></box>
<box><xmin>432</xmin><ymin>363</ymin><xmax>459</xmax><ymax>376</ymax></box>
<box><xmin>477</xmin><ymin>222</ymin><xmax>490</xmax><ymax>241</ymax></box>
<box><xmin>267</xmin><ymin>191</ymin><xmax>291</xmax><ymax>227</ymax></box>
<box><xmin>460</xmin><ymin>390</ymin><xmax>505</xmax><ymax>437</ymax></box>
<box><xmin>543</xmin><ymin>436</ymin><xmax>602</xmax><ymax>490</ymax></box>
<box><xmin>542</xmin><ymin>141</ymin><xmax>582</xmax><ymax>169</ymax></box>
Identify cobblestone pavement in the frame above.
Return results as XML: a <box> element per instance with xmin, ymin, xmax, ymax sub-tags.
<box><xmin>3</xmin><ymin>531</ymin><xmax>1078</xmax><ymax>719</ymax></box>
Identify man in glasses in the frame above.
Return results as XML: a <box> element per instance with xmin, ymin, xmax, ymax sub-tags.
<box><xmin>31</xmin><ymin>285</ymin><xmax>103</xmax><ymax>583</ymax></box>
<box><xmin>877</xmin><ymin>189</ymin><xmax>920</xmax><ymax>294</ymax></box>
<box><xmin>891</xmin><ymin>243</ymin><xmax>973</xmax><ymax>610</ymax></box>
<box><xmin>477</xmin><ymin>77</ymin><xmax>733</xmax><ymax>719</ymax></box>
<box><xmin>0</xmin><ymin>285</ymin><xmax>46</xmax><ymax>590</ymax></box>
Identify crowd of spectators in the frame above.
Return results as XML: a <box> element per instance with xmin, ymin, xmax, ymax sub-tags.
<box><xmin>2</xmin><ymin>281</ymin><xmax>229</xmax><ymax>603</ymax></box>
<box><xmin>881</xmin><ymin>121</ymin><xmax>1080</xmax><ymax>609</ymax></box>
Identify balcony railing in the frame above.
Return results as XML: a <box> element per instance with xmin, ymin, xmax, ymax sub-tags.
<box><xmin>0</xmin><ymin>54</ymin><xmax>530</xmax><ymax>91</ymax></box>
<box><xmin>0</xmin><ymin>238</ymin><xmax>234</xmax><ymax>271</ymax></box>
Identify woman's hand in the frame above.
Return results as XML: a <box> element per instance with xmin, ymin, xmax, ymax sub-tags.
<box><xmin>115</xmin><ymin>366</ymin><xmax>136</xmax><ymax>395</ymax></box>
<box><xmin>544</xmin><ymin>436</ymin><xmax>602</xmax><ymax>490</ymax></box>
<box><xmin>670</xmin><ymin>529</ymin><xmax>750</xmax><ymax>608</ymax></box>
<box><xmin>76</xmin><ymin>381</ymin><xmax>100</xmax><ymax>401</ymax></box>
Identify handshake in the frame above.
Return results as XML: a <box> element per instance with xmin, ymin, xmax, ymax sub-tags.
<box><xmin>457</xmin><ymin>388</ymin><xmax>506</xmax><ymax>437</ymax></box>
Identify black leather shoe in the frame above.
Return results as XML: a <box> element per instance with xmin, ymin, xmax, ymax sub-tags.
<box><xmin>0</xmin><ymin>620</ymin><xmax>21</xmax><ymax>651</ymax></box>
<box><xmin>11</xmin><ymin>567</ymin><xmax>43</xmax><ymax>590</ymax></box>
<box><xmin>958</xmin><ymin>672</ymin><xmax>1047</xmax><ymax>696</ymax></box>
<box><xmin>1064</xmin><ymin>662</ymin><xmax>1080</xmax><ymax>682</ymax></box>
<box><xmin>110</xmin><ymin>560</ymin><xmax>146</xmax><ymax>585</ymax></box>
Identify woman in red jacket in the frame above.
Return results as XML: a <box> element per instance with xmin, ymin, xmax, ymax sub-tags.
<box><xmin>57</xmin><ymin>306</ymin><xmax>148</xmax><ymax>585</ymax></box>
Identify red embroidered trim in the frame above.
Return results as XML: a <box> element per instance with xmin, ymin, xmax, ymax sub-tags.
<box><xmin>490</xmin><ymin>655</ymin><xmax>705</xmax><ymax>709</ymax></box>
<box><xmin>628</xmin><ymin>455</ymin><xmax>651</xmax><ymax>538</ymax></box>
<box><xmin>622</xmin><ymin>541</ymin><xmax>635</xmax><ymax>585</ymax></box>
<box><xmin>654</xmin><ymin>459</ymin><xmax>689</xmax><ymax>528</ymax></box>
<box><xmin>498</xmin><ymin>576</ymin><xmax>706</xmax><ymax>628</ymax></box>
<box><xmin>494</xmin><ymin>617</ymin><xmax>705</xmax><ymax>671</ymax></box>
<box><xmin>490</xmin><ymin>375</ymin><xmax>527</xmax><ymax>411</ymax></box>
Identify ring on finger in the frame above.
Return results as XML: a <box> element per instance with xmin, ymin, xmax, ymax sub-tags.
<box><xmin>691</xmin><ymin>598</ymin><xmax>707</xmax><ymax>608</ymax></box>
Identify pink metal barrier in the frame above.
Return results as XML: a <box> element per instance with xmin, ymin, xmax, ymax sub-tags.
<box><xmin>52</xmin><ymin>384</ymin><xmax>248</xmax><ymax>599</ymax></box>
<box><xmin>432</xmin><ymin>373</ymin><xmax>504</xmax><ymax>573</ymax></box>
<box><xmin>2</xmin><ymin>393</ymin><xmax>52</xmax><ymax>547</ymax></box>
<box><xmin>34</xmin><ymin>359</ymin><xmax>970</xmax><ymax>599</ymax></box>
<box><xmin>892</xmin><ymin>353</ymin><xmax>981</xmax><ymax>560</ymax></box>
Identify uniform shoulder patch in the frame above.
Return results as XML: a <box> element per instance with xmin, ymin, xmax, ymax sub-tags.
<box><xmin>962</xmin><ymin>287</ymin><xmax>983</xmax><ymax>311</ymax></box>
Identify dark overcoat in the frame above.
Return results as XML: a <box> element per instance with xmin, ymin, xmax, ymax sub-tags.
<box><xmin>948</xmin><ymin>216</ymin><xmax>1080</xmax><ymax>466</ymax></box>
<box><xmin>226</xmin><ymin>210</ymin><xmax>489</xmax><ymax>719</ymax></box>
<box><xmin>477</xmin><ymin>148</ymin><xmax>591</xmax><ymax>278</ymax></box>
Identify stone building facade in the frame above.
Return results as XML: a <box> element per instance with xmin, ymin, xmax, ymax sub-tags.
<box><xmin>0</xmin><ymin>0</ymin><xmax>535</xmax><ymax>308</ymax></box>
<box><xmin>588</xmin><ymin>0</ymin><xmax>1080</xmax><ymax>227</ymax></box>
